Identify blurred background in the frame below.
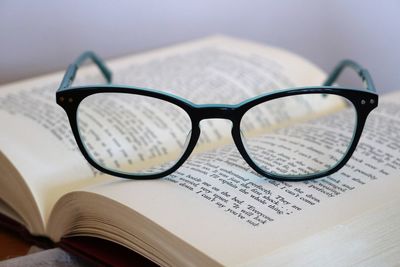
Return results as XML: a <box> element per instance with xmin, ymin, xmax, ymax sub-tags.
<box><xmin>0</xmin><ymin>0</ymin><xmax>398</xmax><ymax>93</ymax></box>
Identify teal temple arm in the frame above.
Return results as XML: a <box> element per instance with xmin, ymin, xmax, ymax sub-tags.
<box><xmin>323</xmin><ymin>59</ymin><xmax>376</xmax><ymax>92</ymax></box>
<box><xmin>59</xmin><ymin>52</ymin><xmax>376</xmax><ymax>95</ymax></box>
<box><xmin>58</xmin><ymin>51</ymin><xmax>112</xmax><ymax>91</ymax></box>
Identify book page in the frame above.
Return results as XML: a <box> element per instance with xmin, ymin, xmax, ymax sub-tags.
<box><xmin>74</xmin><ymin>92</ymin><xmax>400</xmax><ymax>266</ymax></box>
<box><xmin>0</xmin><ymin>35</ymin><xmax>326</xmax><ymax>234</ymax></box>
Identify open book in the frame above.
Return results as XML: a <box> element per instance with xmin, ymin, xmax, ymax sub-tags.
<box><xmin>0</xmin><ymin>36</ymin><xmax>399</xmax><ymax>266</ymax></box>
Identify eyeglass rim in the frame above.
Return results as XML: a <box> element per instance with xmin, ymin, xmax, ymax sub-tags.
<box><xmin>56</xmin><ymin>85</ymin><xmax>378</xmax><ymax>181</ymax></box>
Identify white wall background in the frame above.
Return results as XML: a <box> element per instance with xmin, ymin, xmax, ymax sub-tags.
<box><xmin>0</xmin><ymin>0</ymin><xmax>399</xmax><ymax>93</ymax></box>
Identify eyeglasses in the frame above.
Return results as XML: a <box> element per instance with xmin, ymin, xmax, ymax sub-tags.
<box><xmin>56</xmin><ymin>51</ymin><xmax>378</xmax><ymax>181</ymax></box>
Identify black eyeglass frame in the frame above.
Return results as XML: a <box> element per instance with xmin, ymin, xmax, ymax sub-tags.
<box><xmin>56</xmin><ymin>51</ymin><xmax>378</xmax><ymax>181</ymax></box>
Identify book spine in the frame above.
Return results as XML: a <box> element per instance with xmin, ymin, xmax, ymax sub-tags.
<box><xmin>0</xmin><ymin>213</ymin><xmax>54</xmax><ymax>249</ymax></box>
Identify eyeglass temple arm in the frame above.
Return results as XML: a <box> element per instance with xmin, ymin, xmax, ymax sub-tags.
<box><xmin>58</xmin><ymin>51</ymin><xmax>112</xmax><ymax>91</ymax></box>
<box><xmin>323</xmin><ymin>60</ymin><xmax>376</xmax><ymax>92</ymax></box>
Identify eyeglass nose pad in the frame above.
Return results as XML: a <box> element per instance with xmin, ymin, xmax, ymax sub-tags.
<box><xmin>182</xmin><ymin>129</ymin><xmax>192</xmax><ymax>151</ymax></box>
<box><xmin>239</xmin><ymin>129</ymin><xmax>248</xmax><ymax>148</ymax></box>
